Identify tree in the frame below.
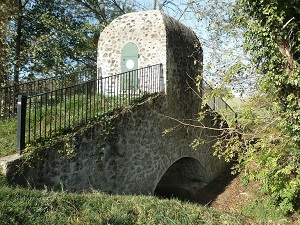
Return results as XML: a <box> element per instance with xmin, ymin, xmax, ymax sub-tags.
<box><xmin>0</xmin><ymin>0</ymin><xmax>133</xmax><ymax>83</ymax></box>
<box><xmin>210</xmin><ymin>0</ymin><xmax>300</xmax><ymax>213</ymax></box>
<box><xmin>0</xmin><ymin>0</ymin><xmax>11</xmax><ymax>84</ymax></box>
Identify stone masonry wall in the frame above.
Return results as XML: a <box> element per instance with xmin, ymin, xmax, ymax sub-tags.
<box><xmin>97</xmin><ymin>10</ymin><xmax>203</xmax><ymax>99</ymax></box>
<box><xmin>97</xmin><ymin>11</ymin><xmax>167</xmax><ymax>80</ymax></box>
<box><xmin>9</xmin><ymin>95</ymin><xmax>227</xmax><ymax>194</ymax></box>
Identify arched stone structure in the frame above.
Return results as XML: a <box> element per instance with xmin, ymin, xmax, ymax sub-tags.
<box><xmin>2</xmin><ymin>11</ymin><xmax>227</xmax><ymax>198</ymax></box>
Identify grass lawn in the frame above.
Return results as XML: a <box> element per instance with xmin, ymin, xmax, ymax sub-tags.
<box><xmin>0</xmin><ymin>175</ymin><xmax>253</xmax><ymax>225</ymax></box>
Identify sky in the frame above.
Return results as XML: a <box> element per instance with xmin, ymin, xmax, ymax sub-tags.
<box><xmin>131</xmin><ymin>0</ymin><xmax>210</xmax><ymax>44</ymax></box>
<box><xmin>129</xmin><ymin>0</ymin><xmax>249</xmax><ymax>96</ymax></box>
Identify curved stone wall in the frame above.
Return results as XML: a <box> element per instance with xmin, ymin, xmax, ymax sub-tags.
<box><xmin>9</xmin><ymin>95</ymin><xmax>227</xmax><ymax>195</ymax></box>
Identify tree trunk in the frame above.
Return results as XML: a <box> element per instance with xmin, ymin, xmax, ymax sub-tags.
<box><xmin>0</xmin><ymin>1</ymin><xmax>10</xmax><ymax>85</ymax></box>
<box><xmin>153</xmin><ymin>0</ymin><xmax>157</xmax><ymax>10</ymax></box>
<box><xmin>14</xmin><ymin>0</ymin><xmax>22</xmax><ymax>86</ymax></box>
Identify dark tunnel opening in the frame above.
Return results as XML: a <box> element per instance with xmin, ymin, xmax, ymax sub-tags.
<box><xmin>154</xmin><ymin>157</ymin><xmax>208</xmax><ymax>202</ymax></box>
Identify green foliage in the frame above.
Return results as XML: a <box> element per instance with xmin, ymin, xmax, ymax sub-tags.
<box><xmin>206</xmin><ymin>0</ymin><xmax>300</xmax><ymax>214</ymax></box>
<box><xmin>1</xmin><ymin>0</ymin><xmax>132</xmax><ymax>81</ymax></box>
<box><xmin>0</xmin><ymin>118</ymin><xmax>17</xmax><ymax>157</ymax></box>
<box><xmin>240</xmin><ymin>198</ymin><xmax>287</xmax><ymax>224</ymax></box>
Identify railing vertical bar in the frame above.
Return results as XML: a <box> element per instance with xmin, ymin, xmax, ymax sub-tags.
<box><xmin>33</xmin><ymin>96</ymin><xmax>37</xmax><ymax>141</ymax></box>
<box><xmin>92</xmin><ymin>80</ymin><xmax>95</xmax><ymax>118</ymax></box>
<box><xmin>157</xmin><ymin>65</ymin><xmax>159</xmax><ymax>91</ymax></box>
<box><xmin>50</xmin><ymin>91</ymin><xmax>53</xmax><ymax>138</ymax></box>
<box><xmin>81</xmin><ymin>84</ymin><xmax>83</xmax><ymax>124</ymax></box>
<box><xmin>78</xmin><ymin>86</ymin><xmax>80</xmax><ymax>125</ymax></box>
<box><xmin>154</xmin><ymin>65</ymin><xmax>156</xmax><ymax>92</ymax></box>
<box><xmin>68</xmin><ymin>87</ymin><xmax>71</xmax><ymax>129</ymax></box>
<box><xmin>73</xmin><ymin>86</ymin><xmax>76</xmax><ymax>126</ymax></box>
<box><xmin>89</xmin><ymin>81</ymin><xmax>92</xmax><ymax>120</ymax></box>
<box><xmin>45</xmin><ymin>93</ymin><xmax>48</xmax><ymax>140</ymax></box>
<box><xmin>64</xmin><ymin>88</ymin><xmax>67</xmax><ymax>129</ymax></box>
<box><xmin>110</xmin><ymin>76</ymin><xmax>112</xmax><ymax>111</ymax></box>
<box><xmin>59</xmin><ymin>89</ymin><xmax>63</xmax><ymax>131</ymax></box>
<box><xmin>133</xmin><ymin>70</ymin><xmax>135</xmax><ymax>100</ymax></box>
<box><xmin>113</xmin><ymin>77</ymin><xmax>116</xmax><ymax>110</ymax></box>
<box><xmin>39</xmin><ymin>95</ymin><xmax>42</xmax><ymax>140</ymax></box>
<box><xmin>85</xmin><ymin>83</ymin><xmax>88</xmax><ymax>123</ymax></box>
<box><xmin>115</xmin><ymin>76</ymin><xmax>120</xmax><ymax>108</ymax></box>
<box><xmin>128</xmin><ymin>71</ymin><xmax>131</xmax><ymax>105</ymax></box>
<box><xmin>54</xmin><ymin>89</ymin><xmax>57</xmax><ymax>134</ymax></box>
<box><xmin>28</xmin><ymin>97</ymin><xmax>31</xmax><ymax>143</ymax></box>
<box><xmin>117</xmin><ymin>76</ymin><xmax>120</xmax><ymax>109</ymax></box>
<box><xmin>103</xmin><ymin>78</ymin><xmax>106</xmax><ymax>113</ymax></box>
<box><xmin>150</xmin><ymin>66</ymin><xmax>153</xmax><ymax>92</ymax></box>
<box><xmin>143</xmin><ymin>67</ymin><xmax>145</xmax><ymax>93</ymax></box>
<box><xmin>96</xmin><ymin>78</ymin><xmax>99</xmax><ymax>116</ymax></box>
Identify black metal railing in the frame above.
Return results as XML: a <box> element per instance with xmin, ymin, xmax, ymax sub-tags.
<box><xmin>0</xmin><ymin>70</ymin><xmax>96</xmax><ymax>120</ymax></box>
<box><xmin>16</xmin><ymin>64</ymin><xmax>163</xmax><ymax>153</ymax></box>
<box><xmin>201</xmin><ymin>80</ymin><xmax>237</xmax><ymax>124</ymax></box>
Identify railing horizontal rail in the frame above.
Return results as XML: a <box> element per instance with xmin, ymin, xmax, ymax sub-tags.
<box><xmin>201</xmin><ymin>80</ymin><xmax>237</xmax><ymax>125</ymax></box>
<box><xmin>17</xmin><ymin>64</ymin><xmax>163</xmax><ymax>153</ymax></box>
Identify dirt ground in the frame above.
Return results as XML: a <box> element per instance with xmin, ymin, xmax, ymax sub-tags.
<box><xmin>199</xmin><ymin>171</ymin><xmax>253</xmax><ymax>213</ymax></box>
<box><xmin>155</xmin><ymin>169</ymin><xmax>300</xmax><ymax>223</ymax></box>
<box><xmin>155</xmin><ymin>167</ymin><xmax>254</xmax><ymax>213</ymax></box>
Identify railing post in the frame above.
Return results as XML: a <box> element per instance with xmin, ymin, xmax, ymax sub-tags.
<box><xmin>16</xmin><ymin>95</ymin><xmax>27</xmax><ymax>154</ymax></box>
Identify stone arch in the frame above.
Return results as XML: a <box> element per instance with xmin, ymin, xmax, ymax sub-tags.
<box><xmin>154</xmin><ymin>157</ymin><xmax>208</xmax><ymax>201</ymax></box>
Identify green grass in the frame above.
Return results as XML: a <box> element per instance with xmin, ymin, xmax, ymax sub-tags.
<box><xmin>1</xmin><ymin>174</ymin><xmax>299</xmax><ymax>224</ymax></box>
<box><xmin>0</xmin><ymin>118</ymin><xmax>17</xmax><ymax>157</ymax></box>
<box><xmin>225</xmin><ymin>97</ymin><xmax>247</xmax><ymax>111</ymax></box>
<box><xmin>0</xmin><ymin>175</ymin><xmax>252</xmax><ymax>225</ymax></box>
<box><xmin>240</xmin><ymin>199</ymin><xmax>289</xmax><ymax>224</ymax></box>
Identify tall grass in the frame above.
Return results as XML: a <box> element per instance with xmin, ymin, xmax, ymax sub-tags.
<box><xmin>0</xmin><ymin>119</ymin><xmax>17</xmax><ymax>157</ymax></box>
<box><xmin>0</xmin><ymin>175</ymin><xmax>251</xmax><ymax>225</ymax></box>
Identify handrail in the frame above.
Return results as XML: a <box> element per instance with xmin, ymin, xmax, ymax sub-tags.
<box><xmin>16</xmin><ymin>64</ymin><xmax>163</xmax><ymax>153</ymax></box>
<box><xmin>201</xmin><ymin>80</ymin><xmax>237</xmax><ymax>125</ymax></box>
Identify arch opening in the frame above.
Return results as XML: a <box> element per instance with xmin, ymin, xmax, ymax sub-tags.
<box><xmin>154</xmin><ymin>157</ymin><xmax>208</xmax><ymax>202</ymax></box>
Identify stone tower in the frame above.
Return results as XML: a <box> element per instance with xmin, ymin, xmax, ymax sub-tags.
<box><xmin>97</xmin><ymin>10</ymin><xmax>203</xmax><ymax>117</ymax></box>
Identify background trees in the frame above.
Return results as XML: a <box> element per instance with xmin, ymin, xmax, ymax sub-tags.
<box><xmin>0</xmin><ymin>0</ymin><xmax>132</xmax><ymax>83</ymax></box>
<box><xmin>210</xmin><ymin>0</ymin><xmax>300</xmax><ymax>213</ymax></box>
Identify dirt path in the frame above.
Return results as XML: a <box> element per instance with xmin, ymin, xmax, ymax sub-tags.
<box><xmin>155</xmin><ymin>168</ymin><xmax>253</xmax><ymax>213</ymax></box>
